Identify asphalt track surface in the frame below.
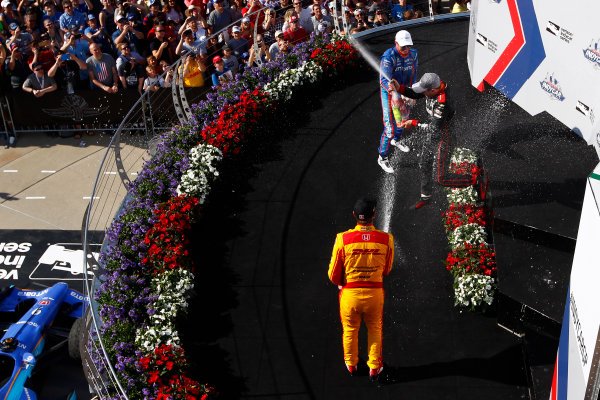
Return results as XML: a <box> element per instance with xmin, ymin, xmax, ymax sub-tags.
<box><xmin>181</xmin><ymin>19</ymin><xmax>597</xmax><ymax>400</ymax></box>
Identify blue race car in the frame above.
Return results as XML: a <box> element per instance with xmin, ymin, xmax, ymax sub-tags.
<box><xmin>0</xmin><ymin>282</ymin><xmax>87</xmax><ymax>400</ymax></box>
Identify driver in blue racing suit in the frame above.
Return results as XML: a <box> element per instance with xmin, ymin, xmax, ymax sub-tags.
<box><xmin>377</xmin><ymin>29</ymin><xmax>418</xmax><ymax>174</ymax></box>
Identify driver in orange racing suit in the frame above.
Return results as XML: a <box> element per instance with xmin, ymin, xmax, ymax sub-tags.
<box><xmin>328</xmin><ymin>197</ymin><xmax>394</xmax><ymax>382</ymax></box>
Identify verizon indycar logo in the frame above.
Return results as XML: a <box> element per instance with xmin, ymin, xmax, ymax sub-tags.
<box><xmin>540</xmin><ymin>74</ymin><xmax>565</xmax><ymax>101</ymax></box>
<box><xmin>546</xmin><ymin>21</ymin><xmax>573</xmax><ymax>43</ymax></box>
<box><xmin>583</xmin><ymin>40</ymin><xmax>600</xmax><ymax>69</ymax></box>
<box><xmin>576</xmin><ymin>101</ymin><xmax>595</xmax><ymax>125</ymax></box>
<box><xmin>476</xmin><ymin>33</ymin><xmax>498</xmax><ymax>53</ymax></box>
<box><xmin>476</xmin><ymin>33</ymin><xmax>487</xmax><ymax>46</ymax></box>
<box><xmin>546</xmin><ymin>21</ymin><xmax>559</xmax><ymax>36</ymax></box>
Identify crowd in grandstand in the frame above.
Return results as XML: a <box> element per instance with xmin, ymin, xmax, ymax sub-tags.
<box><xmin>0</xmin><ymin>0</ymin><xmax>468</xmax><ymax>96</ymax></box>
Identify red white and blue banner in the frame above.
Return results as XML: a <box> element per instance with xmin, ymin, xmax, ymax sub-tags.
<box><xmin>467</xmin><ymin>0</ymin><xmax>600</xmax><ymax>159</ymax></box>
<box><xmin>467</xmin><ymin>1</ymin><xmax>600</xmax><ymax>398</ymax></box>
<box><xmin>549</xmin><ymin>168</ymin><xmax>600</xmax><ymax>400</ymax></box>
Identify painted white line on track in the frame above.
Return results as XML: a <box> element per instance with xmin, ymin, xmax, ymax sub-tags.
<box><xmin>104</xmin><ymin>171</ymin><xmax>117</xmax><ymax>175</ymax></box>
<box><xmin>41</xmin><ymin>170</ymin><xmax>56</xmax><ymax>173</ymax></box>
<box><xmin>131</xmin><ymin>172</ymin><xmax>138</xmax><ymax>175</ymax></box>
<box><xmin>25</xmin><ymin>196</ymin><xmax>46</xmax><ymax>200</ymax></box>
<box><xmin>83</xmin><ymin>196</ymin><xmax>100</xmax><ymax>200</ymax></box>
<box><xmin>3</xmin><ymin>170</ymin><xmax>18</xmax><ymax>173</ymax></box>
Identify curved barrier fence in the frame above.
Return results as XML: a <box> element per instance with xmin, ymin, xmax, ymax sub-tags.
<box><xmin>80</xmin><ymin>1</ymin><xmax>460</xmax><ymax>397</ymax></box>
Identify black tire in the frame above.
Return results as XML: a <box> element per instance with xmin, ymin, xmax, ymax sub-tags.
<box><xmin>68</xmin><ymin>318</ymin><xmax>83</xmax><ymax>360</ymax></box>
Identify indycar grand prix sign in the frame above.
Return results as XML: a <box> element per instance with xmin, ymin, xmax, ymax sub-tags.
<box><xmin>0</xmin><ymin>242</ymin><xmax>30</xmax><ymax>280</ymax></box>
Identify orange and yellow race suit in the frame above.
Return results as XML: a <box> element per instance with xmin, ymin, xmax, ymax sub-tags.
<box><xmin>328</xmin><ymin>223</ymin><xmax>394</xmax><ymax>370</ymax></box>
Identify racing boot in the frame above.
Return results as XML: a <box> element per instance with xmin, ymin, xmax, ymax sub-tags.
<box><xmin>378</xmin><ymin>155</ymin><xmax>394</xmax><ymax>173</ymax></box>
<box><xmin>390</xmin><ymin>138</ymin><xmax>410</xmax><ymax>152</ymax></box>
<box><xmin>369</xmin><ymin>366</ymin><xmax>383</xmax><ymax>383</ymax></box>
<box><xmin>345</xmin><ymin>362</ymin><xmax>357</xmax><ymax>376</ymax></box>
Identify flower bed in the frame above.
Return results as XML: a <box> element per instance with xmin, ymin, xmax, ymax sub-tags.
<box><xmin>94</xmin><ymin>33</ymin><xmax>359</xmax><ymax>399</ymax></box>
<box><xmin>442</xmin><ymin>148</ymin><xmax>497</xmax><ymax>311</ymax></box>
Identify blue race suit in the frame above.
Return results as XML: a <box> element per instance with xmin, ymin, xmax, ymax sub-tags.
<box><xmin>378</xmin><ymin>46</ymin><xmax>418</xmax><ymax>158</ymax></box>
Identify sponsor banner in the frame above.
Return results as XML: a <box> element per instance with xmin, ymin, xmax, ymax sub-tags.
<box><xmin>467</xmin><ymin>0</ymin><xmax>512</xmax><ymax>90</ymax></box>
<box><xmin>469</xmin><ymin>2</ymin><xmax>600</xmax><ymax>396</ymax></box>
<box><xmin>569</xmin><ymin>171</ymin><xmax>600</xmax><ymax>373</ymax></box>
<box><xmin>551</xmin><ymin>169</ymin><xmax>600</xmax><ymax>399</ymax></box>
<box><xmin>0</xmin><ymin>230</ymin><xmax>103</xmax><ymax>291</ymax></box>
<box><xmin>6</xmin><ymin>87</ymin><xmax>208</xmax><ymax>127</ymax></box>
<box><xmin>468</xmin><ymin>0</ymin><xmax>600</xmax><ymax>145</ymax></box>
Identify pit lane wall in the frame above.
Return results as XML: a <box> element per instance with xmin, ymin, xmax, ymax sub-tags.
<box><xmin>466</xmin><ymin>0</ymin><xmax>600</xmax><ymax>159</ymax></box>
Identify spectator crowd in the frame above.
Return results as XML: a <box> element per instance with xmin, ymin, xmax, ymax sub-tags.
<box><xmin>0</xmin><ymin>0</ymin><xmax>462</xmax><ymax>98</ymax></box>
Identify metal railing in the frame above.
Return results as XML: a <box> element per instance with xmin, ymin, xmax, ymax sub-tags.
<box><xmin>80</xmin><ymin>57</ymin><xmax>194</xmax><ymax>398</ymax></box>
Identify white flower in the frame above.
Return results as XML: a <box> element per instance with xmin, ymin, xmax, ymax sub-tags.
<box><xmin>451</xmin><ymin>147</ymin><xmax>478</xmax><ymax>165</ymax></box>
<box><xmin>176</xmin><ymin>143</ymin><xmax>222</xmax><ymax>201</ymax></box>
<box><xmin>454</xmin><ymin>273</ymin><xmax>495</xmax><ymax>309</ymax></box>
<box><xmin>264</xmin><ymin>61</ymin><xmax>323</xmax><ymax>103</ymax></box>
<box><xmin>448</xmin><ymin>223</ymin><xmax>487</xmax><ymax>250</ymax></box>
<box><xmin>446</xmin><ymin>186</ymin><xmax>479</xmax><ymax>205</ymax></box>
<box><xmin>134</xmin><ymin>268</ymin><xmax>195</xmax><ymax>351</ymax></box>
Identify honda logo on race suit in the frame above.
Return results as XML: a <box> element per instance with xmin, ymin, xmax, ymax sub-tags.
<box><xmin>362</xmin><ymin>234</ymin><xmax>371</xmax><ymax>241</ymax></box>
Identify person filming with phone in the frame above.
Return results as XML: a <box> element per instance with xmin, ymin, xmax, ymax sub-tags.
<box><xmin>48</xmin><ymin>50</ymin><xmax>88</xmax><ymax>93</ymax></box>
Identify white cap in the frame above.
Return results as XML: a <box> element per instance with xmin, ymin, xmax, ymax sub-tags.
<box><xmin>1</xmin><ymin>0</ymin><xmax>11</xmax><ymax>7</ymax></box>
<box><xmin>412</xmin><ymin>73</ymin><xmax>441</xmax><ymax>93</ymax></box>
<box><xmin>241</xmin><ymin>16</ymin><xmax>250</xmax><ymax>23</ymax></box>
<box><xmin>232</xmin><ymin>25</ymin><xmax>241</xmax><ymax>32</ymax></box>
<box><xmin>395</xmin><ymin>29</ymin><xmax>413</xmax><ymax>46</ymax></box>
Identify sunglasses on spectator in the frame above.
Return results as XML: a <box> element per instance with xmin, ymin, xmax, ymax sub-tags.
<box><xmin>156</xmin><ymin>29</ymin><xmax>165</xmax><ymax>32</ymax></box>
<box><xmin>34</xmin><ymin>67</ymin><xmax>43</xmax><ymax>71</ymax></box>
<box><xmin>63</xmin><ymin>4</ymin><xmax>72</xmax><ymax>7</ymax></box>
<box><xmin>121</xmin><ymin>45</ymin><xmax>130</xmax><ymax>49</ymax></box>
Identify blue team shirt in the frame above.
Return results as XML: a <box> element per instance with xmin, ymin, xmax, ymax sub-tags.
<box><xmin>59</xmin><ymin>10</ymin><xmax>86</xmax><ymax>31</ymax></box>
<box><xmin>390</xmin><ymin>4</ymin><xmax>413</xmax><ymax>21</ymax></box>
<box><xmin>380</xmin><ymin>46</ymin><xmax>418</xmax><ymax>92</ymax></box>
